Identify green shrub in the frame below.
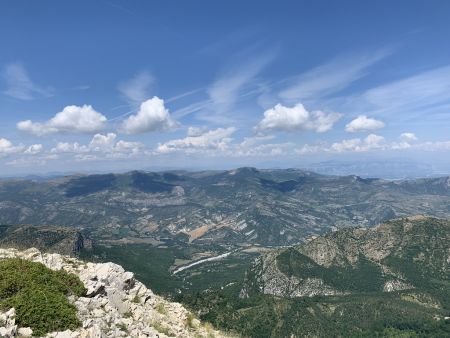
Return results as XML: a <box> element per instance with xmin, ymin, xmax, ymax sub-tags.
<box><xmin>156</xmin><ymin>302</ymin><xmax>167</xmax><ymax>315</ymax></box>
<box><xmin>0</xmin><ymin>258</ymin><xmax>86</xmax><ymax>336</ymax></box>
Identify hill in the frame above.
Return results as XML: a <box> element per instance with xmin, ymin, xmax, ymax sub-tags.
<box><xmin>180</xmin><ymin>217</ymin><xmax>450</xmax><ymax>337</ymax></box>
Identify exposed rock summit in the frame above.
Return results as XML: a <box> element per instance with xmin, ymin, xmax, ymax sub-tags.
<box><xmin>0</xmin><ymin>248</ymin><xmax>231</xmax><ymax>338</ymax></box>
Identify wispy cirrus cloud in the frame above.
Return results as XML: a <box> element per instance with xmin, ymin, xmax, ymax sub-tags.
<box><xmin>279</xmin><ymin>48</ymin><xmax>392</xmax><ymax>102</ymax></box>
<box><xmin>2</xmin><ymin>62</ymin><xmax>54</xmax><ymax>100</ymax></box>
<box><xmin>207</xmin><ymin>47</ymin><xmax>277</xmax><ymax>113</ymax></box>
<box><xmin>117</xmin><ymin>70</ymin><xmax>154</xmax><ymax>103</ymax></box>
<box><xmin>359</xmin><ymin>65</ymin><xmax>450</xmax><ymax>116</ymax></box>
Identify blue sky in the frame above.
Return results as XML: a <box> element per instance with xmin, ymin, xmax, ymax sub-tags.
<box><xmin>1</xmin><ymin>0</ymin><xmax>450</xmax><ymax>175</ymax></box>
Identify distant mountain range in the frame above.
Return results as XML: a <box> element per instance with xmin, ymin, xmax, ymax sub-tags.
<box><xmin>1</xmin><ymin>168</ymin><xmax>450</xmax><ymax>248</ymax></box>
<box><xmin>304</xmin><ymin>160</ymin><xmax>443</xmax><ymax>179</ymax></box>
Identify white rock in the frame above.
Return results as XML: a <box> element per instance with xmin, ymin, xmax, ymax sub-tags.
<box><xmin>17</xmin><ymin>327</ymin><xmax>33</xmax><ymax>337</ymax></box>
<box><xmin>0</xmin><ymin>248</ymin><xmax>231</xmax><ymax>338</ymax></box>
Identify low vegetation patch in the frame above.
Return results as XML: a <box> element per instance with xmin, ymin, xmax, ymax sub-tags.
<box><xmin>156</xmin><ymin>302</ymin><xmax>168</xmax><ymax>315</ymax></box>
<box><xmin>0</xmin><ymin>258</ymin><xmax>86</xmax><ymax>336</ymax></box>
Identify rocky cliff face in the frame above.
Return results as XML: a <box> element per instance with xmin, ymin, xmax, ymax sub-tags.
<box><xmin>0</xmin><ymin>248</ymin><xmax>232</xmax><ymax>338</ymax></box>
<box><xmin>241</xmin><ymin>216</ymin><xmax>450</xmax><ymax>300</ymax></box>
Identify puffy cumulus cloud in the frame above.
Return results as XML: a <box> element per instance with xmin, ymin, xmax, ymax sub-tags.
<box><xmin>120</xmin><ymin>97</ymin><xmax>177</xmax><ymax>134</ymax></box>
<box><xmin>156</xmin><ymin>129</ymin><xmax>295</xmax><ymax>158</ymax></box>
<box><xmin>24</xmin><ymin>144</ymin><xmax>43</xmax><ymax>154</ymax></box>
<box><xmin>330</xmin><ymin>134</ymin><xmax>385</xmax><ymax>153</ymax></box>
<box><xmin>400</xmin><ymin>132</ymin><xmax>418</xmax><ymax>141</ymax></box>
<box><xmin>88</xmin><ymin>133</ymin><xmax>117</xmax><ymax>152</ymax></box>
<box><xmin>17</xmin><ymin>105</ymin><xmax>107</xmax><ymax>136</ymax></box>
<box><xmin>0</xmin><ymin>138</ymin><xmax>23</xmax><ymax>155</ymax></box>
<box><xmin>156</xmin><ymin>127</ymin><xmax>236</xmax><ymax>154</ymax></box>
<box><xmin>255</xmin><ymin>103</ymin><xmax>342</xmax><ymax>133</ymax></box>
<box><xmin>51</xmin><ymin>133</ymin><xmax>145</xmax><ymax>160</ymax></box>
<box><xmin>0</xmin><ymin>139</ymin><xmax>43</xmax><ymax>157</ymax></box>
<box><xmin>51</xmin><ymin>142</ymin><xmax>84</xmax><ymax>153</ymax></box>
<box><xmin>117</xmin><ymin>71</ymin><xmax>154</xmax><ymax>103</ymax></box>
<box><xmin>345</xmin><ymin>115</ymin><xmax>385</xmax><ymax>133</ymax></box>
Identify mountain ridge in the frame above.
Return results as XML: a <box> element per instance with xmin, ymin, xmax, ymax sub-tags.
<box><xmin>180</xmin><ymin>216</ymin><xmax>450</xmax><ymax>337</ymax></box>
<box><xmin>240</xmin><ymin>216</ymin><xmax>450</xmax><ymax>299</ymax></box>
<box><xmin>1</xmin><ymin>168</ymin><xmax>450</xmax><ymax>249</ymax></box>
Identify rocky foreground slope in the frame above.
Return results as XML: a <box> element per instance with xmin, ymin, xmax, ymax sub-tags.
<box><xmin>0</xmin><ymin>248</ymin><xmax>231</xmax><ymax>338</ymax></box>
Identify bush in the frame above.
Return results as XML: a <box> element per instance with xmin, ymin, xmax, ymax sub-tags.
<box><xmin>0</xmin><ymin>258</ymin><xmax>86</xmax><ymax>336</ymax></box>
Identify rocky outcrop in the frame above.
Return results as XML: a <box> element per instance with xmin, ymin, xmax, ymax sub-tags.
<box><xmin>241</xmin><ymin>217</ymin><xmax>450</xmax><ymax>299</ymax></box>
<box><xmin>0</xmin><ymin>248</ymin><xmax>231</xmax><ymax>338</ymax></box>
<box><xmin>240</xmin><ymin>251</ymin><xmax>344</xmax><ymax>299</ymax></box>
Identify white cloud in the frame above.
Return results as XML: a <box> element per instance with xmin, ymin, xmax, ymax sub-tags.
<box><xmin>117</xmin><ymin>71</ymin><xmax>154</xmax><ymax>103</ymax></box>
<box><xmin>155</xmin><ymin>128</ymin><xmax>295</xmax><ymax>158</ymax></box>
<box><xmin>233</xmin><ymin>139</ymin><xmax>293</xmax><ymax>157</ymax></box>
<box><xmin>156</xmin><ymin>127</ymin><xmax>236</xmax><ymax>154</ymax></box>
<box><xmin>413</xmin><ymin>141</ymin><xmax>450</xmax><ymax>151</ymax></box>
<box><xmin>345</xmin><ymin>115</ymin><xmax>385</xmax><ymax>133</ymax></box>
<box><xmin>295</xmin><ymin>143</ymin><xmax>324</xmax><ymax>155</ymax></box>
<box><xmin>293</xmin><ymin>135</ymin><xmax>450</xmax><ymax>155</ymax></box>
<box><xmin>88</xmin><ymin>133</ymin><xmax>117</xmax><ymax>151</ymax></box>
<box><xmin>330</xmin><ymin>134</ymin><xmax>385</xmax><ymax>153</ymax></box>
<box><xmin>400</xmin><ymin>132</ymin><xmax>418</xmax><ymax>141</ymax></box>
<box><xmin>120</xmin><ymin>96</ymin><xmax>177</xmax><ymax>134</ymax></box>
<box><xmin>50</xmin><ymin>133</ymin><xmax>145</xmax><ymax>160</ymax></box>
<box><xmin>256</xmin><ymin>103</ymin><xmax>342</xmax><ymax>133</ymax></box>
<box><xmin>187</xmin><ymin>126</ymin><xmax>208</xmax><ymax>137</ymax></box>
<box><xmin>2</xmin><ymin>63</ymin><xmax>53</xmax><ymax>100</ymax></box>
<box><xmin>51</xmin><ymin>142</ymin><xmax>85</xmax><ymax>153</ymax></box>
<box><xmin>17</xmin><ymin>105</ymin><xmax>107</xmax><ymax>136</ymax></box>
<box><xmin>0</xmin><ymin>138</ymin><xmax>23</xmax><ymax>154</ymax></box>
<box><xmin>24</xmin><ymin>144</ymin><xmax>43</xmax><ymax>154</ymax></box>
<box><xmin>279</xmin><ymin>49</ymin><xmax>391</xmax><ymax>101</ymax></box>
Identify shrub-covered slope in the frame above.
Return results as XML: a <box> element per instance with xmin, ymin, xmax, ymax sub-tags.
<box><xmin>241</xmin><ymin>216</ymin><xmax>450</xmax><ymax>300</ymax></box>
<box><xmin>0</xmin><ymin>258</ymin><xmax>85</xmax><ymax>336</ymax></box>
<box><xmin>181</xmin><ymin>217</ymin><xmax>450</xmax><ymax>337</ymax></box>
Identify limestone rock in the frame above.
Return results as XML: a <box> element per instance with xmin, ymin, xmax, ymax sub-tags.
<box><xmin>0</xmin><ymin>248</ymin><xmax>232</xmax><ymax>338</ymax></box>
